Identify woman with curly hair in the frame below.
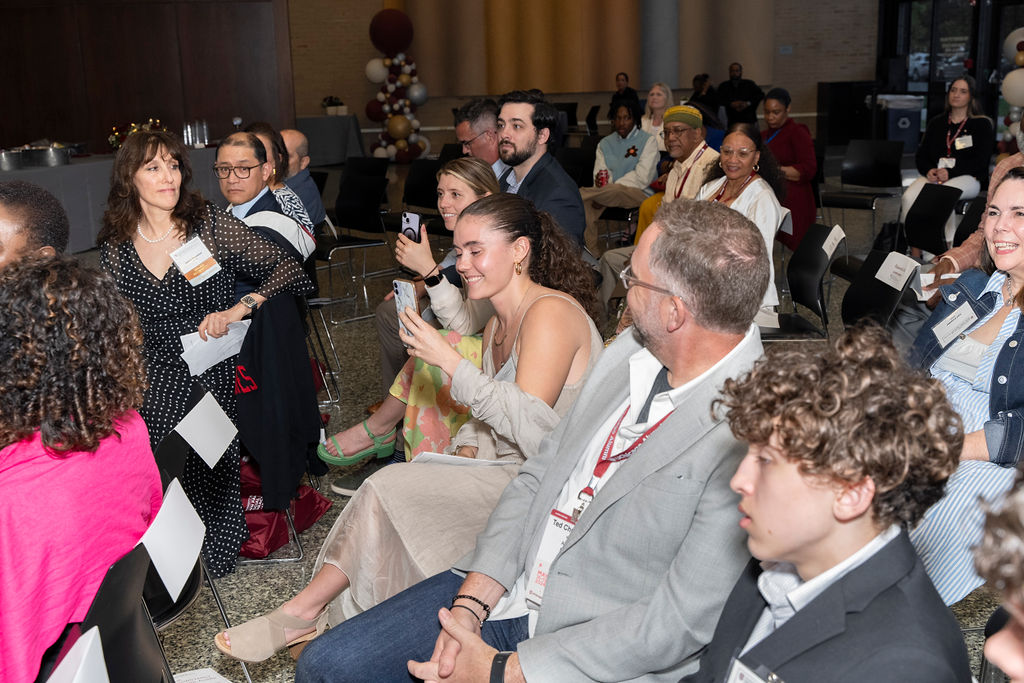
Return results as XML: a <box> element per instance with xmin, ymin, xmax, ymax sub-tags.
<box><xmin>0</xmin><ymin>256</ymin><xmax>163</xmax><ymax>683</ymax></box>
<box><xmin>98</xmin><ymin>130</ymin><xmax>313</xmax><ymax>576</ymax></box>
<box><xmin>698</xmin><ymin>122</ymin><xmax>786</xmax><ymax>311</ymax></box>
<box><xmin>904</xmin><ymin>166</ymin><xmax>1024</xmax><ymax>605</ymax></box>
<box><xmin>215</xmin><ymin>193</ymin><xmax>604</xmax><ymax>663</ymax></box>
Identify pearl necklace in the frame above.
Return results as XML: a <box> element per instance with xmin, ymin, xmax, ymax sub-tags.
<box><xmin>136</xmin><ymin>221</ymin><xmax>174</xmax><ymax>244</ymax></box>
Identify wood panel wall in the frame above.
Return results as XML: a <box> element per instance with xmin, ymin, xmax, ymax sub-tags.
<box><xmin>0</xmin><ymin>0</ymin><xmax>294</xmax><ymax>154</ymax></box>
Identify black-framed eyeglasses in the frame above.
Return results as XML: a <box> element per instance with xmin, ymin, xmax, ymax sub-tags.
<box><xmin>212</xmin><ymin>164</ymin><xmax>262</xmax><ymax>179</ymax></box>
<box><xmin>619</xmin><ymin>264</ymin><xmax>679</xmax><ymax>298</ymax></box>
<box><xmin>458</xmin><ymin>129</ymin><xmax>492</xmax><ymax>150</ymax></box>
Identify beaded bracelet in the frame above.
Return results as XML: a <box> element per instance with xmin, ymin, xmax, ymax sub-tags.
<box><xmin>452</xmin><ymin>594</ymin><xmax>492</xmax><ymax>621</ymax></box>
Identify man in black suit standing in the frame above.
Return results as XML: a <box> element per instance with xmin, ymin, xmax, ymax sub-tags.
<box><xmin>718</xmin><ymin>62</ymin><xmax>763</xmax><ymax>127</ymax></box>
<box><xmin>685</xmin><ymin>326</ymin><xmax>972</xmax><ymax>683</ymax></box>
<box><xmin>496</xmin><ymin>90</ymin><xmax>586</xmax><ymax>249</ymax></box>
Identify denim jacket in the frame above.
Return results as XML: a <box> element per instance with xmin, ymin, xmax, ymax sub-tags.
<box><xmin>908</xmin><ymin>268</ymin><xmax>1024</xmax><ymax>465</ymax></box>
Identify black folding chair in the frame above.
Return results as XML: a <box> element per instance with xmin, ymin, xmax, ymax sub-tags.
<box><xmin>903</xmin><ymin>182</ymin><xmax>962</xmax><ymax>255</ymax></box>
<box><xmin>820</xmin><ymin>139</ymin><xmax>904</xmax><ymax>239</ymax></box>
<box><xmin>841</xmin><ymin>250</ymin><xmax>915</xmax><ymax>328</ymax></box>
<box><xmin>762</xmin><ymin>223</ymin><xmax>845</xmax><ymax>341</ymax></box>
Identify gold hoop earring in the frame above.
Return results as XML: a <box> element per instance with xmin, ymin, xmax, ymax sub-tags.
<box><xmin>514</xmin><ymin>260</ymin><xmax>523</xmax><ymax>276</ymax></box>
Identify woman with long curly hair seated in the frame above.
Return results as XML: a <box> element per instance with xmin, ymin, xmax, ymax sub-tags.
<box><xmin>0</xmin><ymin>256</ymin><xmax>162</xmax><ymax>683</ymax></box>
<box><xmin>215</xmin><ymin>193</ymin><xmax>604</xmax><ymax>664</ymax></box>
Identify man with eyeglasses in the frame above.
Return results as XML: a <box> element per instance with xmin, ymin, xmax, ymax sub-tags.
<box><xmin>495</xmin><ymin>90</ymin><xmax>586</xmax><ymax>248</ymax></box>
<box><xmin>454</xmin><ymin>98</ymin><xmax>509</xmax><ymax>181</ymax></box>
<box><xmin>296</xmin><ymin>199</ymin><xmax>768</xmax><ymax>683</ymax></box>
<box><xmin>598</xmin><ymin>105</ymin><xmax>719</xmax><ymax>309</ymax></box>
<box><xmin>214</xmin><ymin>132</ymin><xmax>314</xmax><ymax>264</ymax></box>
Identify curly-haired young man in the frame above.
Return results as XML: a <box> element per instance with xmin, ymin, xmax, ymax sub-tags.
<box><xmin>685</xmin><ymin>325</ymin><xmax>972</xmax><ymax>683</ymax></box>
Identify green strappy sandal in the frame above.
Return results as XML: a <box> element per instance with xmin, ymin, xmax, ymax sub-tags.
<box><xmin>317</xmin><ymin>420</ymin><xmax>397</xmax><ymax>466</ymax></box>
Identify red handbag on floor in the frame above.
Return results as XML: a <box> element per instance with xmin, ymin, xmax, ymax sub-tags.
<box><xmin>238</xmin><ymin>457</ymin><xmax>332</xmax><ymax>559</ymax></box>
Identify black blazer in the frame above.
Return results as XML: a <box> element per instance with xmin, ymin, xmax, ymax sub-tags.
<box><xmin>682</xmin><ymin>531</ymin><xmax>971</xmax><ymax>683</ymax></box>
<box><xmin>500</xmin><ymin>152</ymin><xmax>585</xmax><ymax>247</ymax></box>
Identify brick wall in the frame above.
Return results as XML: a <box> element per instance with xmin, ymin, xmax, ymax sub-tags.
<box><xmin>772</xmin><ymin>0</ymin><xmax>879</xmax><ymax>135</ymax></box>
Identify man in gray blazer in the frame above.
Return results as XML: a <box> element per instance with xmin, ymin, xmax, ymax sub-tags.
<box><xmin>295</xmin><ymin>199</ymin><xmax>769</xmax><ymax>683</ymax></box>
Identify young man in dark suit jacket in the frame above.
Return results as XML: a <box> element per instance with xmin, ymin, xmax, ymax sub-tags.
<box><xmin>685</xmin><ymin>325</ymin><xmax>973</xmax><ymax>683</ymax></box>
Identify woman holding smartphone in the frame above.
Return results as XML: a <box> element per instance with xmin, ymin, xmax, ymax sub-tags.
<box><xmin>216</xmin><ymin>193</ymin><xmax>603</xmax><ymax>663</ymax></box>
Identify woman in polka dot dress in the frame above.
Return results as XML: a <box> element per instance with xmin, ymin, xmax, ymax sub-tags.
<box><xmin>99</xmin><ymin>130</ymin><xmax>313</xmax><ymax>576</ymax></box>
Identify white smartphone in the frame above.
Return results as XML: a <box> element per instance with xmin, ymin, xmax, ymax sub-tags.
<box><xmin>393</xmin><ymin>278</ymin><xmax>419</xmax><ymax>339</ymax></box>
<box><xmin>401</xmin><ymin>211</ymin><xmax>422</xmax><ymax>242</ymax></box>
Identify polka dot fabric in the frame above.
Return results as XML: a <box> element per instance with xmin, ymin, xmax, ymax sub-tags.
<box><xmin>100</xmin><ymin>202</ymin><xmax>313</xmax><ymax>576</ymax></box>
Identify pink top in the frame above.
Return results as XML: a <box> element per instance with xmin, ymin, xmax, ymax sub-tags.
<box><xmin>0</xmin><ymin>411</ymin><xmax>162</xmax><ymax>683</ymax></box>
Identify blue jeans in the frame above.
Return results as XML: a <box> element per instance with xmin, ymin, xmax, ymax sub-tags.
<box><xmin>296</xmin><ymin>570</ymin><xmax>529</xmax><ymax>682</ymax></box>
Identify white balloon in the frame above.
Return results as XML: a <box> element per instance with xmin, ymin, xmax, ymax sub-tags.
<box><xmin>408</xmin><ymin>82</ymin><xmax>428</xmax><ymax>105</ymax></box>
<box><xmin>382</xmin><ymin>104</ymin><xmax>391</xmax><ymax>113</ymax></box>
<box><xmin>418</xmin><ymin>135</ymin><xmax>431</xmax><ymax>156</ymax></box>
<box><xmin>395</xmin><ymin>52</ymin><xmax>406</xmax><ymax>63</ymax></box>
<box><xmin>373</xmin><ymin>146</ymin><xmax>390</xmax><ymax>158</ymax></box>
<box><xmin>386</xmin><ymin>83</ymin><xmax>396</xmax><ymax>93</ymax></box>
<box><xmin>408</xmin><ymin>133</ymin><xmax>419</xmax><ymax>143</ymax></box>
<box><xmin>402</xmin><ymin>64</ymin><xmax>412</xmax><ymax>74</ymax></box>
<box><xmin>1010</xmin><ymin>121</ymin><xmax>1021</xmax><ymax>138</ymax></box>
<box><xmin>376</xmin><ymin>91</ymin><xmax>387</xmax><ymax>102</ymax></box>
<box><xmin>365</xmin><ymin>58</ymin><xmax>389</xmax><ymax>84</ymax></box>
<box><xmin>1004</xmin><ymin>131</ymin><xmax>1015</xmax><ymax>142</ymax></box>
<box><xmin>386</xmin><ymin>144</ymin><xmax>397</xmax><ymax>157</ymax></box>
<box><xmin>1003</xmin><ymin>68</ymin><xmax>1024</xmax><ymax>107</ymax></box>
<box><xmin>412</xmin><ymin>76</ymin><xmax>419</xmax><ymax>84</ymax></box>
<box><xmin>1012</xmin><ymin>110</ymin><xmax>1023</xmax><ymax>123</ymax></box>
<box><xmin>411</xmin><ymin>119</ymin><xmax>421</xmax><ymax>130</ymax></box>
<box><xmin>1012</xmin><ymin>106</ymin><xmax>1023</xmax><ymax>115</ymax></box>
<box><xmin>1004</xmin><ymin>28</ymin><xmax>1024</xmax><ymax>63</ymax></box>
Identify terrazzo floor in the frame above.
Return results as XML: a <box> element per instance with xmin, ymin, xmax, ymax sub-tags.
<box><xmin>79</xmin><ymin>151</ymin><xmax>1004</xmax><ymax>681</ymax></box>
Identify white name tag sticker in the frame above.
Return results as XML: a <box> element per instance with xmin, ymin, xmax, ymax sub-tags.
<box><xmin>726</xmin><ymin>659</ymin><xmax>771</xmax><ymax>683</ymax></box>
<box><xmin>874</xmin><ymin>252</ymin><xmax>919</xmax><ymax>291</ymax></box>
<box><xmin>821</xmin><ymin>224</ymin><xmax>846</xmax><ymax>259</ymax></box>
<box><xmin>938</xmin><ymin>156</ymin><xmax>957</xmax><ymax>169</ymax></box>
<box><xmin>932</xmin><ymin>302</ymin><xmax>978</xmax><ymax>348</ymax></box>
<box><xmin>526</xmin><ymin>509</ymin><xmax>574</xmax><ymax>608</ymax></box>
<box><xmin>170</xmin><ymin>237</ymin><xmax>221</xmax><ymax>287</ymax></box>
<box><xmin>955</xmin><ymin>135</ymin><xmax>973</xmax><ymax>150</ymax></box>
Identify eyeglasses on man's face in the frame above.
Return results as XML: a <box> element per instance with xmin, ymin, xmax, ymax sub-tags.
<box><xmin>213</xmin><ymin>164</ymin><xmax>262</xmax><ymax>180</ymax></box>
<box><xmin>458</xmin><ymin>129</ymin><xmax>492</xmax><ymax>150</ymax></box>
<box><xmin>619</xmin><ymin>264</ymin><xmax>679</xmax><ymax>298</ymax></box>
<box><xmin>660</xmin><ymin>126</ymin><xmax>694</xmax><ymax>139</ymax></box>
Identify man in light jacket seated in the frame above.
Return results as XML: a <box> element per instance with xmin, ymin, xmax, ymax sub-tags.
<box><xmin>579</xmin><ymin>97</ymin><xmax>659</xmax><ymax>255</ymax></box>
<box><xmin>295</xmin><ymin>198</ymin><xmax>770</xmax><ymax>682</ymax></box>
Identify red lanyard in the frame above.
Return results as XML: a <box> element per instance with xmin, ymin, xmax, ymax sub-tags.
<box><xmin>946</xmin><ymin>117</ymin><xmax>968</xmax><ymax>156</ymax></box>
<box><xmin>674</xmin><ymin>144</ymin><xmax>709</xmax><ymax>199</ymax></box>
<box><xmin>711</xmin><ymin>171</ymin><xmax>755</xmax><ymax>203</ymax></box>
<box><xmin>571</xmin><ymin>404</ymin><xmax>674</xmax><ymax>522</ymax></box>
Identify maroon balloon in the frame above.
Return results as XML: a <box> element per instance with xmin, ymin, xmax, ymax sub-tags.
<box><xmin>394</xmin><ymin>148</ymin><xmax>414</xmax><ymax>164</ymax></box>
<box><xmin>365</xmin><ymin>100</ymin><xmax>386</xmax><ymax>122</ymax></box>
<box><xmin>380</xmin><ymin>132</ymin><xmax>394</xmax><ymax>144</ymax></box>
<box><xmin>369</xmin><ymin>9</ymin><xmax>414</xmax><ymax>56</ymax></box>
<box><xmin>394</xmin><ymin>87</ymin><xmax>407</xmax><ymax>100</ymax></box>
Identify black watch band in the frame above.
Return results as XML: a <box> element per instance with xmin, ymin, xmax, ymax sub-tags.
<box><xmin>490</xmin><ymin>651</ymin><xmax>513</xmax><ymax>683</ymax></box>
<box><xmin>423</xmin><ymin>272</ymin><xmax>444</xmax><ymax>287</ymax></box>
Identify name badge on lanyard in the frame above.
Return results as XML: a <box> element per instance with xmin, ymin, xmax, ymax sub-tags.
<box><xmin>726</xmin><ymin>659</ymin><xmax>783</xmax><ymax>683</ymax></box>
<box><xmin>170</xmin><ymin>237</ymin><xmax>222</xmax><ymax>286</ymax></box>
<box><xmin>525</xmin><ymin>509</ymin><xmax>574</xmax><ymax>608</ymax></box>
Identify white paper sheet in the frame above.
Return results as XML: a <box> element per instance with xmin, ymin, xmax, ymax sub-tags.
<box><xmin>821</xmin><ymin>224</ymin><xmax>846</xmax><ymax>259</ymax></box>
<box><xmin>180</xmin><ymin>319</ymin><xmax>251</xmax><ymax>377</ymax></box>
<box><xmin>173</xmin><ymin>392</ymin><xmax>237</xmax><ymax>469</ymax></box>
<box><xmin>46</xmin><ymin>626</ymin><xmax>109</xmax><ymax>683</ymax></box>
<box><xmin>778</xmin><ymin>209</ymin><xmax>794</xmax><ymax>235</ymax></box>
<box><xmin>874</xmin><ymin>252</ymin><xmax>919</xmax><ymax>291</ymax></box>
<box><xmin>139</xmin><ymin>479</ymin><xmax>205</xmax><ymax>602</ymax></box>
<box><xmin>754</xmin><ymin>309</ymin><xmax>780</xmax><ymax>328</ymax></box>
<box><xmin>410</xmin><ymin>451</ymin><xmax>513</xmax><ymax>467</ymax></box>
<box><xmin>173</xmin><ymin>669</ymin><xmax>234</xmax><ymax>683</ymax></box>
<box><xmin>915</xmin><ymin>270</ymin><xmax>962</xmax><ymax>301</ymax></box>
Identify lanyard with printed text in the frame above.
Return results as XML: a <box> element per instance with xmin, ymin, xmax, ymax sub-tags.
<box><xmin>946</xmin><ymin>116</ymin><xmax>968</xmax><ymax>156</ymax></box>
<box><xmin>675</xmin><ymin>144</ymin><xmax>709</xmax><ymax>199</ymax></box>
<box><xmin>571</xmin><ymin>404</ymin><xmax>674</xmax><ymax>522</ymax></box>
